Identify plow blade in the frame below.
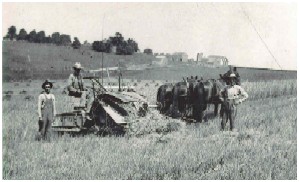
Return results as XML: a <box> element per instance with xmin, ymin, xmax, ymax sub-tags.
<box><xmin>102</xmin><ymin>105</ymin><xmax>126</xmax><ymax>124</ymax></box>
<box><xmin>52</xmin><ymin>127</ymin><xmax>82</xmax><ymax>132</ymax></box>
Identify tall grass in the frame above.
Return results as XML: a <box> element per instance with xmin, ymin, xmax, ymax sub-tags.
<box><xmin>2</xmin><ymin>79</ymin><xmax>297</xmax><ymax>179</ymax></box>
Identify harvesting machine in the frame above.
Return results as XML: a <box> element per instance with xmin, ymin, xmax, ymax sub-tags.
<box><xmin>52</xmin><ymin>74</ymin><xmax>156</xmax><ymax>135</ymax></box>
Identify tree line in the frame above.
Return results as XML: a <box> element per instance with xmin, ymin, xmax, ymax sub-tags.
<box><xmin>4</xmin><ymin>26</ymin><xmax>141</xmax><ymax>55</ymax></box>
<box><xmin>4</xmin><ymin>25</ymin><xmax>81</xmax><ymax>49</ymax></box>
<box><xmin>92</xmin><ymin>32</ymin><xmax>139</xmax><ymax>55</ymax></box>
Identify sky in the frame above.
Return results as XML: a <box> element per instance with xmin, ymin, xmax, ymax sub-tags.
<box><xmin>2</xmin><ymin>2</ymin><xmax>297</xmax><ymax>70</ymax></box>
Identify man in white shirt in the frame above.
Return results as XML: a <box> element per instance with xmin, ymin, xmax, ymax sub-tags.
<box><xmin>219</xmin><ymin>73</ymin><xmax>248</xmax><ymax>131</ymax></box>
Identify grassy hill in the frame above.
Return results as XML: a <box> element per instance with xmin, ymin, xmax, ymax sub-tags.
<box><xmin>2</xmin><ymin>41</ymin><xmax>155</xmax><ymax>81</ymax></box>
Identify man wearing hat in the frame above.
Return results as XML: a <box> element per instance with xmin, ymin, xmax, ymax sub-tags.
<box><xmin>68</xmin><ymin>62</ymin><xmax>85</xmax><ymax>97</ymax></box>
<box><xmin>219</xmin><ymin>73</ymin><xmax>248</xmax><ymax>131</ymax></box>
<box><xmin>67</xmin><ymin>62</ymin><xmax>92</xmax><ymax>119</ymax></box>
<box><xmin>221</xmin><ymin>66</ymin><xmax>241</xmax><ymax>85</ymax></box>
<box><xmin>37</xmin><ymin>80</ymin><xmax>56</xmax><ymax>141</ymax></box>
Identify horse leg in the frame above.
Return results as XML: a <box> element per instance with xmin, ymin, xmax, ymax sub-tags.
<box><xmin>214</xmin><ymin>103</ymin><xmax>219</xmax><ymax>116</ymax></box>
<box><xmin>198</xmin><ymin>104</ymin><xmax>204</xmax><ymax>123</ymax></box>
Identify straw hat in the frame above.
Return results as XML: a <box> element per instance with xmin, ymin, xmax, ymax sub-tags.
<box><xmin>73</xmin><ymin>62</ymin><xmax>83</xmax><ymax>69</ymax></box>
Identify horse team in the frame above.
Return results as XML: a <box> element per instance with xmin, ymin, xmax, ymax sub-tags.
<box><xmin>157</xmin><ymin>73</ymin><xmax>248</xmax><ymax>131</ymax></box>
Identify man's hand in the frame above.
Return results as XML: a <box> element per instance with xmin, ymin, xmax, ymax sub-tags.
<box><xmin>39</xmin><ymin>116</ymin><xmax>42</xmax><ymax>121</ymax></box>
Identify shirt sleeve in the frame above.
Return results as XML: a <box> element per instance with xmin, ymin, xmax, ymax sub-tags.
<box><xmin>238</xmin><ymin>86</ymin><xmax>248</xmax><ymax>102</ymax></box>
<box><xmin>67</xmin><ymin>74</ymin><xmax>77</xmax><ymax>92</ymax></box>
<box><xmin>52</xmin><ymin>94</ymin><xmax>56</xmax><ymax>116</ymax></box>
<box><xmin>38</xmin><ymin>94</ymin><xmax>43</xmax><ymax>118</ymax></box>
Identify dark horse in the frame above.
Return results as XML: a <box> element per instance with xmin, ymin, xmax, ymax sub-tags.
<box><xmin>171</xmin><ymin>81</ymin><xmax>189</xmax><ymax>118</ymax></box>
<box><xmin>157</xmin><ymin>83</ymin><xmax>174</xmax><ymax>114</ymax></box>
<box><xmin>192</xmin><ymin>79</ymin><xmax>226</xmax><ymax>122</ymax></box>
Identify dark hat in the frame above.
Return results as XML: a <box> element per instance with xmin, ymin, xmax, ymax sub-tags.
<box><xmin>42</xmin><ymin>80</ymin><xmax>53</xmax><ymax>89</ymax></box>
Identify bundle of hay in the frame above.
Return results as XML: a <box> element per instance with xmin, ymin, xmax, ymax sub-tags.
<box><xmin>126</xmin><ymin>110</ymin><xmax>185</xmax><ymax>137</ymax></box>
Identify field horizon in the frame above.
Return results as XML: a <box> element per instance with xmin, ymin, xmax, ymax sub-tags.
<box><xmin>2</xmin><ymin>41</ymin><xmax>296</xmax><ymax>82</ymax></box>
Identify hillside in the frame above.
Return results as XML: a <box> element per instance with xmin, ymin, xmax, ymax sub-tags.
<box><xmin>2</xmin><ymin>41</ymin><xmax>155</xmax><ymax>81</ymax></box>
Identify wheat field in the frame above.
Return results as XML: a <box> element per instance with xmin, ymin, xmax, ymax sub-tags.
<box><xmin>2</xmin><ymin>78</ymin><xmax>297</xmax><ymax>180</ymax></box>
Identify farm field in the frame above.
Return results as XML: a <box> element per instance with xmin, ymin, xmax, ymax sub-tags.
<box><xmin>2</xmin><ymin>77</ymin><xmax>297</xmax><ymax>180</ymax></box>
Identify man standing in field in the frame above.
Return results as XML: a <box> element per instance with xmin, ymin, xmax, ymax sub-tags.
<box><xmin>219</xmin><ymin>73</ymin><xmax>248</xmax><ymax>131</ymax></box>
<box><xmin>67</xmin><ymin>62</ymin><xmax>92</xmax><ymax>120</ymax></box>
<box><xmin>37</xmin><ymin>80</ymin><xmax>56</xmax><ymax>141</ymax></box>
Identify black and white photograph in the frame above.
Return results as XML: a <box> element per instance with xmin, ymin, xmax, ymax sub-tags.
<box><xmin>2</xmin><ymin>1</ymin><xmax>297</xmax><ymax>180</ymax></box>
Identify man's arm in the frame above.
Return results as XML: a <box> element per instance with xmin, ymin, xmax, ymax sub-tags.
<box><xmin>238</xmin><ymin>86</ymin><xmax>248</xmax><ymax>102</ymax></box>
<box><xmin>38</xmin><ymin>94</ymin><xmax>43</xmax><ymax>119</ymax></box>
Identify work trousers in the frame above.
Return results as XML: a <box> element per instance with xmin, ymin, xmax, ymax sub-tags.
<box><xmin>39</xmin><ymin>98</ymin><xmax>54</xmax><ymax>141</ymax></box>
<box><xmin>221</xmin><ymin>99</ymin><xmax>237</xmax><ymax>131</ymax></box>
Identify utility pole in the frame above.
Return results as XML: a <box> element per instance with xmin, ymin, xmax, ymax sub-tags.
<box><xmin>101</xmin><ymin>14</ymin><xmax>105</xmax><ymax>85</ymax></box>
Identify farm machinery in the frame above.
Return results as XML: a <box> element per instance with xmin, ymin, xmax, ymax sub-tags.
<box><xmin>52</xmin><ymin>76</ymin><xmax>155</xmax><ymax>135</ymax></box>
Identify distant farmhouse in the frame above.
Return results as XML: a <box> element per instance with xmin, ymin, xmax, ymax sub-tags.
<box><xmin>196</xmin><ymin>53</ymin><xmax>228</xmax><ymax>66</ymax></box>
<box><xmin>188</xmin><ymin>58</ymin><xmax>195</xmax><ymax>62</ymax></box>
<box><xmin>171</xmin><ymin>52</ymin><xmax>188</xmax><ymax>62</ymax></box>
<box><xmin>154</xmin><ymin>52</ymin><xmax>188</xmax><ymax>65</ymax></box>
<box><xmin>153</xmin><ymin>52</ymin><xmax>228</xmax><ymax>66</ymax></box>
<box><xmin>153</xmin><ymin>55</ymin><xmax>168</xmax><ymax>65</ymax></box>
<box><xmin>207</xmin><ymin>55</ymin><xmax>229</xmax><ymax>66</ymax></box>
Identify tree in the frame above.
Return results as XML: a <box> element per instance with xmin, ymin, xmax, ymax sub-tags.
<box><xmin>92</xmin><ymin>41</ymin><xmax>106</xmax><ymax>52</ymax></box>
<box><xmin>144</xmin><ymin>49</ymin><xmax>153</xmax><ymax>55</ymax></box>
<box><xmin>17</xmin><ymin>28</ymin><xmax>27</xmax><ymax>41</ymax></box>
<box><xmin>104</xmin><ymin>41</ymin><xmax>112</xmax><ymax>53</ymax></box>
<box><xmin>59</xmin><ymin>34</ymin><xmax>71</xmax><ymax>46</ymax></box>
<box><xmin>36</xmin><ymin>31</ymin><xmax>46</xmax><ymax>43</ymax></box>
<box><xmin>92</xmin><ymin>32</ymin><xmax>139</xmax><ymax>55</ymax></box>
<box><xmin>51</xmin><ymin>32</ymin><xmax>60</xmax><ymax>45</ymax></box>
<box><xmin>125</xmin><ymin>45</ymin><xmax>134</xmax><ymax>55</ymax></box>
<box><xmin>72</xmin><ymin>37</ymin><xmax>81</xmax><ymax>49</ymax></box>
<box><xmin>28</xmin><ymin>29</ymin><xmax>37</xmax><ymax>42</ymax></box>
<box><xmin>3</xmin><ymin>34</ymin><xmax>9</xmax><ymax>40</ymax></box>
<box><xmin>8</xmin><ymin>26</ymin><xmax>17</xmax><ymax>40</ymax></box>
<box><xmin>44</xmin><ymin>36</ymin><xmax>52</xmax><ymax>43</ymax></box>
<box><xmin>127</xmin><ymin>38</ymin><xmax>137</xmax><ymax>54</ymax></box>
<box><xmin>116</xmin><ymin>42</ymin><xmax>125</xmax><ymax>55</ymax></box>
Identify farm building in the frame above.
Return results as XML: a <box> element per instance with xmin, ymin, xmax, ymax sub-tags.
<box><xmin>196</xmin><ymin>53</ymin><xmax>203</xmax><ymax>62</ymax></box>
<box><xmin>196</xmin><ymin>54</ymin><xmax>229</xmax><ymax>66</ymax></box>
<box><xmin>188</xmin><ymin>58</ymin><xmax>195</xmax><ymax>62</ymax></box>
<box><xmin>171</xmin><ymin>52</ymin><xmax>188</xmax><ymax>62</ymax></box>
<box><xmin>198</xmin><ymin>58</ymin><xmax>209</xmax><ymax>66</ymax></box>
<box><xmin>207</xmin><ymin>55</ymin><xmax>229</xmax><ymax>66</ymax></box>
<box><xmin>153</xmin><ymin>55</ymin><xmax>168</xmax><ymax>65</ymax></box>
